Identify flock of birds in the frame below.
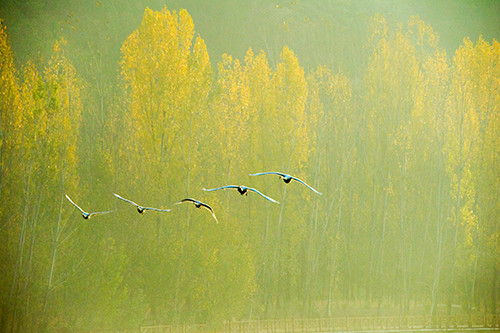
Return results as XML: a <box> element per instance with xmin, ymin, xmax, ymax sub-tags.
<box><xmin>65</xmin><ymin>172</ymin><xmax>322</xmax><ymax>223</ymax></box>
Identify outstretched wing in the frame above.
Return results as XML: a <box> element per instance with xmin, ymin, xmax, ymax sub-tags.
<box><xmin>113</xmin><ymin>193</ymin><xmax>140</xmax><ymax>207</ymax></box>
<box><xmin>249</xmin><ymin>171</ymin><xmax>287</xmax><ymax>177</ymax></box>
<box><xmin>65</xmin><ymin>194</ymin><xmax>86</xmax><ymax>214</ymax></box>
<box><xmin>245</xmin><ymin>187</ymin><xmax>280</xmax><ymax>204</ymax></box>
<box><xmin>199</xmin><ymin>202</ymin><xmax>218</xmax><ymax>223</ymax></box>
<box><xmin>202</xmin><ymin>185</ymin><xmax>239</xmax><ymax>192</ymax></box>
<box><xmin>289</xmin><ymin>176</ymin><xmax>322</xmax><ymax>195</ymax></box>
<box><xmin>88</xmin><ymin>210</ymin><xmax>115</xmax><ymax>218</ymax></box>
<box><xmin>250</xmin><ymin>172</ymin><xmax>322</xmax><ymax>195</ymax></box>
<box><xmin>174</xmin><ymin>198</ymin><xmax>197</xmax><ymax>205</ymax></box>
<box><xmin>142</xmin><ymin>206</ymin><xmax>171</xmax><ymax>212</ymax></box>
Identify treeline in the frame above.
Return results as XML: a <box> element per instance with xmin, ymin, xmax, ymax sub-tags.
<box><xmin>0</xmin><ymin>7</ymin><xmax>498</xmax><ymax>332</ymax></box>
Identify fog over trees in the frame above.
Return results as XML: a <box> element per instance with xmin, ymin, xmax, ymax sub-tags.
<box><xmin>0</xmin><ymin>1</ymin><xmax>498</xmax><ymax>331</ymax></box>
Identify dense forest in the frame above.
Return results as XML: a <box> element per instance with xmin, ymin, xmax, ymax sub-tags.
<box><xmin>0</xmin><ymin>1</ymin><xmax>499</xmax><ymax>331</ymax></box>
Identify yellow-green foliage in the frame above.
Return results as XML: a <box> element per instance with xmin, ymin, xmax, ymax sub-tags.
<box><xmin>0</xmin><ymin>7</ymin><xmax>498</xmax><ymax>332</ymax></box>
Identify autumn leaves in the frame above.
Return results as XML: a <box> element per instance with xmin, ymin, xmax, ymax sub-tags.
<box><xmin>1</xmin><ymin>3</ymin><xmax>498</xmax><ymax>327</ymax></box>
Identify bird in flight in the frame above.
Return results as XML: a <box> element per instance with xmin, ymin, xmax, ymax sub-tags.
<box><xmin>249</xmin><ymin>172</ymin><xmax>322</xmax><ymax>195</ymax></box>
<box><xmin>174</xmin><ymin>198</ymin><xmax>218</xmax><ymax>223</ymax></box>
<box><xmin>203</xmin><ymin>185</ymin><xmax>279</xmax><ymax>204</ymax></box>
<box><xmin>65</xmin><ymin>194</ymin><xmax>114</xmax><ymax>219</ymax></box>
<box><xmin>113</xmin><ymin>193</ymin><xmax>171</xmax><ymax>214</ymax></box>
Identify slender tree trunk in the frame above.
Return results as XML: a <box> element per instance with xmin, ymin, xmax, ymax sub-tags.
<box><xmin>41</xmin><ymin>161</ymin><xmax>65</xmax><ymax>329</ymax></box>
<box><xmin>377</xmin><ymin>168</ymin><xmax>389</xmax><ymax>303</ymax></box>
<box><xmin>431</xmin><ymin>174</ymin><xmax>445</xmax><ymax>317</ymax></box>
<box><xmin>21</xmin><ymin>188</ymin><xmax>42</xmax><ymax>327</ymax></box>
<box><xmin>448</xmin><ymin>98</ymin><xmax>466</xmax><ymax>314</ymax></box>
<box><xmin>8</xmin><ymin>159</ymin><xmax>34</xmax><ymax>331</ymax></box>
<box><xmin>492</xmin><ymin>265</ymin><xmax>497</xmax><ymax>315</ymax></box>
<box><xmin>225</xmin><ymin>159</ymin><xmax>231</xmax><ymax>216</ymax></box>
<box><xmin>305</xmin><ymin>149</ymin><xmax>321</xmax><ymax>314</ymax></box>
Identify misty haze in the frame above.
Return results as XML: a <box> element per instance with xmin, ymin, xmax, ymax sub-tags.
<box><xmin>0</xmin><ymin>0</ymin><xmax>498</xmax><ymax>332</ymax></box>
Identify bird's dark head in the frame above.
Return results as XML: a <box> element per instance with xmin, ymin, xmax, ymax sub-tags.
<box><xmin>282</xmin><ymin>176</ymin><xmax>292</xmax><ymax>183</ymax></box>
<box><xmin>237</xmin><ymin>186</ymin><xmax>247</xmax><ymax>195</ymax></box>
<box><xmin>137</xmin><ymin>207</ymin><xmax>145</xmax><ymax>214</ymax></box>
<box><xmin>195</xmin><ymin>202</ymin><xmax>201</xmax><ymax>208</ymax></box>
<box><xmin>82</xmin><ymin>213</ymin><xmax>90</xmax><ymax>219</ymax></box>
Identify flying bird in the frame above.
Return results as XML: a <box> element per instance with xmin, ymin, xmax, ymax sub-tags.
<box><xmin>174</xmin><ymin>198</ymin><xmax>218</xmax><ymax>223</ymax></box>
<box><xmin>65</xmin><ymin>194</ymin><xmax>114</xmax><ymax>219</ymax></box>
<box><xmin>249</xmin><ymin>172</ymin><xmax>322</xmax><ymax>195</ymax></box>
<box><xmin>113</xmin><ymin>193</ymin><xmax>171</xmax><ymax>214</ymax></box>
<box><xmin>203</xmin><ymin>185</ymin><xmax>279</xmax><ymax>204</ymax></box>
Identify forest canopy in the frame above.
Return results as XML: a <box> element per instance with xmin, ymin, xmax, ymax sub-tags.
<box><xmin>0</xmin><ymin>2</ymin><xmax>499</xmax><ymax>332</ymax></box>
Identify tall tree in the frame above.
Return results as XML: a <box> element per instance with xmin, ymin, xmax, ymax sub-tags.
<box><xmin>0</xmin><ymin>19</ymin><xmax>22</xmax><ymax>332</ymax></box>
<box><xmin>445</xmin><ymin>36</ymin><xmax>499</xmax><ymax>314</ymax></box>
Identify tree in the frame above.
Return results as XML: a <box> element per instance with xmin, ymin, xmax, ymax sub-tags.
<box><xmin>415</xmin><ymin>44</ymin><xmax>450</xmax><ymax>317</ymax></box>
<box><xmin>305</xmin><ymin>65</ymin><xmax>355</xmax><ymax>315</ymax></box>
<box><xmin>0</xmin><ymin>36</ymin><xmax>81</xmax><ymax>331</ymax></box>
<box><xmin>445</xmin><ymin>36</ymin><xmax>499</xmax><ymax>314</ymax></box>
<box><xmin>363</xmin><ymin>15</ymin><xmax>424</xmax><ymax>314</ymax></box>
<box><xmin>0</xmin><ymin>18</ymin><xmax>22</xmax><ymax>332</ymax></box>
<box><xmin>268</xmin><ymin>46</ymin><xmax>310</xmax><ymax>313</ymax></box>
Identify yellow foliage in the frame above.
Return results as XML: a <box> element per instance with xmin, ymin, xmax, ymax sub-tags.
<box><xmin>0</xmin><ymin>20</ymin><xmax>21</xmax><ymax>164</ymax></box>
<box><xmin>271</xmin><ymin>46</ymin><xmax>309</xmax><ymax>169</ymax></box>
<box><xmin>445</xmin><ymin>36</ymin><xmax>499</xmax><ymax>261</ymax></box>
<box><xmin>121</xmin><ymin>6</ymin><xmax>212</xmax><ymax>179</ymax></box>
